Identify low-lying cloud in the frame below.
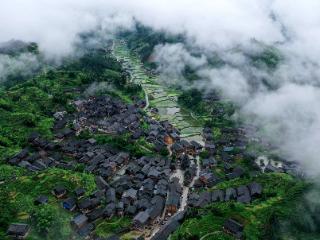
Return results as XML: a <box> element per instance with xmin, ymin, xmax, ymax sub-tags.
<box><xmin>153</xmin><ymin>43</ymin><xmax>207</xmax><ymax>86</ymax></box>
<box><xmin>152</xmin><ymin>40</ymin><xmax>320</xmax><ymax>175</ymax></box>
<box><xmin>0</xmin><ymin>53</ymin><xmax>41</xmax><ymax>84</ymax></box>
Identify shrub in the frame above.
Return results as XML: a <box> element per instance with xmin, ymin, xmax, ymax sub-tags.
<box><xmin>33</xmin><ymin>205</ymin><xmax>56</xmax><ymax>234</ymax></box>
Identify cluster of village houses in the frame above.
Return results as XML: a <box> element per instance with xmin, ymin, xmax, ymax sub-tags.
<box><xmin>6</xmin><ymin>95</ymin><xmax>273</xmax><ymax>240</ymax></box>
<box><xmin>188</xmin><ymin>182</ymin><xmax>262</xmax><ymax>208</ymax></box>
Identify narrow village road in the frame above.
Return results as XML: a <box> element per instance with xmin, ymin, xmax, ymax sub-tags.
<box><xmin>170</xmin><ymin>168</ymin><xmax>187</xmax><ymax>209</ymax></box>
<box><xmin>143</xmin><ymin>88</ymin><xmax>149</xmax><ymax>111</ymax></box>
<box><xmin>190</xmin><ymin>156</ymin><xmax>201</xmax><ymax>188</ymax></box>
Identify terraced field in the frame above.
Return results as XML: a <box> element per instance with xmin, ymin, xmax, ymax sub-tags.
<box><xmin>112</xmin><ymin>40</ymin><xmax>205</xmax><ymax>145</ymax></box>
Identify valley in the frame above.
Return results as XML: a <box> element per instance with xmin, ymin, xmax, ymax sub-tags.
<box><xmin>0</xmin><ymin>37</ymin><xmax>308</xmax><ymax>240</ymax></box>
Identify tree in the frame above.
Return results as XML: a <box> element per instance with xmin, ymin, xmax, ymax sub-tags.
<box><xmin>103</xmin><ymin>69</ymin><xmax>125</xmax><ymax>88</ymax></box>
<box><xmin>178</xmin><ymin>88</ymin><xmax>204</xmax><ymax>113</ymax></box>
<box><xmin>33</xmin><ymin>205</ymin><xmax>56</xmax><ymax>234</ymax></box>
<box><xmin>0</xmin><ymin>187</ymin><xmax>17</xmax><ymax>234</ymax></box>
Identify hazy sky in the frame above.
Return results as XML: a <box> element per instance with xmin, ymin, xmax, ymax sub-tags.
<box><xmin>1</xmin><ymin>0</ymin><xmax>320</xmax><ymax>175</ymax></box>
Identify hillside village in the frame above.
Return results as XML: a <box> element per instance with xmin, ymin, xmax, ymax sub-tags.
<box><xmin>0</xmin><ymin>37</ymin><xmax>305</xmax><ymax>240</ymax></box>
<box><xmin>2</xmin><ymin>0</ymin><xmax>320</xmax><ymax>238</ymax></box>
<box><xmin>7</xmin><ymin>92</ymin><xmax>267</xmax><ymax>240</ymax></box>
<box><xmin>5</xmin><ymin>49</ymin><xmax>296</xmax><ymax>240</ymax></box>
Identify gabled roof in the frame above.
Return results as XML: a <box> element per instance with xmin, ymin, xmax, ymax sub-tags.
<box><xmin>223</xmin><ymin>218</ymin><xmax>244</xmax><ymax>238</ymax></box>
<box><xmin>166</xmin><ymin>191</ymin><xmax>180</xmax><ymax>206</ymax></box>
<box><xmin>236</xmin><ymin>185</ymin><xmax>251</xmax><ymax>204</ymax></box>
<box><xmin>180</xmin><ymin>140</ymin><xmax>191</xmax><ymax>148</ymax></box>
<box><xmin>95</xmin><ymin>176</ymin><xmax>109</xmax><ymax>190</ymax></box>
<box><xmin>151</xmin><ymin>219</ymin><xmax>180</xmax><ymax>240</ymax></box>
<box><xmin>148</xmin><ymin>168</ymin><xmax>161</xmax><ymax>179</ymax></box>
<box><xmin>171</xmin><ymin>143</ymin><xmax>184</xmax><ymax>152</ymax></box>
<box><xmin>87</xmin><ymin>207</ymin><xmax>104</xmax><ymax>221</ymax></box>
<box><xmin>190</xmin><ymin>140</ymin><xmax>203</xmax><ymax>149</ymax></box>
<box><xmin>7</xmin><ymin>223</ymin><xmax>30</xmax><ymax>236</ymax></box>
<box><xmin>227</xmin><ymin>167</ymin><xmax>244</xmax><ymax>180</ymax></box>
<box><xmin>104</xmin><ymin>203</ymin><xmax>116</xmax><ymax>218</ymax></box>
<box><xmin>248</xmin><ymin>182</ymin><xmax>262</xmax><ymax>197</ymax></box>
<box><xmin>122</xmin><ymin>188</ymin><xmax>138</xmax><ymax>200</ymax></box>
<box><xmin>53</xmin><ymin>186</ymin><xmax>67</xmax><ymax>196</ymax></box>
<box><xmin>77</xmin><ymin>222</ymin><xmax>94</xmax><ymax>237</ymax></box>
<box><xmin>78</xmin><ymin>198</ymin><xmax>100</xmax><ymax>210</ymax></box>
<box><xmin>71</xmin><ymin>214</ymin><xmax>88</xmax><ymax>228</ymax></box>
<box><xmin>133</xmin><ymin>210</ymin><xmax>150</xmax><ymax>226</ymax></box>
<box><xmin>106</xmin><ymin>188</ymin><xmax>116</xmax><ymax>203</ymax></box>
<box><xmin>202</xmin><ymin>158</ymin><xmax>217</xmax><ymax>167</ymax></box>
<box><xmin>62</xmin><ymin>197</ymin><xmax>76</xmax><ymax>210</ymax></box>
<box><xmin>34</xmin><ymin>195</ymin><xmax>48</xmax><ymax>205</ymax></box>
<box><xmin>75</xmin><ymin>188</ymin><xmax>86</xmax><ymax>198</ymax></box>
<box><xmin>149</xmin><ymin>195</ymin><xmax>165</xmax><ymax>219</ymax></box>
<box><xmin>212</xmin><ymin>190</ymin><xmax>225</xmax><ymax>202</ymax></box>
<box><xmin>126</xmin><ymin>162</ymin><xmax>141</xmax><ymax>174</ymax></box>
<box><xmin>196</xmin><ymin>191</ymin><xmax>212</xmax><ymax>208</ymax></box>
<box><xmin>225</xmin><ymin>188</ymin><xmax>237</xmax><ymax>201</ymax></box>
<box><xmin>205</xmin><ymin>142</ymin><xmax>216</xmax><ymax>149</ymax></box>
<box><xmin>137</xmin><ymin>198</ymin><xmax>152</xmax><ymax>210</ymax></box>
<box><xmin>126</xmin><ymin>205</ymin><xmax>137</xmax><ymax>216</ymax></box>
